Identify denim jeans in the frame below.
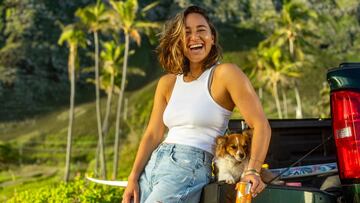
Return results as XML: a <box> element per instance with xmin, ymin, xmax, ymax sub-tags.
<box><xmin>138</xmin><ymin>143</ymin><xmax>213</xmax><ymax>203</ymax></box>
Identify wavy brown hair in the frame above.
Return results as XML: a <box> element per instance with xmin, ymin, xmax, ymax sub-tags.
<box><xmin>156</xmin><ymin>6</ymin><xmax>222</xmax><ymax>75</ymax></box>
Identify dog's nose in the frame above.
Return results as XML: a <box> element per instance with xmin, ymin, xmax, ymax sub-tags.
<box><xmin>239</xmin><ymin>153</ymin><xmax>246</xmax><ymax>160</ymax></box>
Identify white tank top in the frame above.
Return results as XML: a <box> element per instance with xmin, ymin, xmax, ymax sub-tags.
<box><xmin>163</xmin><ymin>65</ymin><xmax>232</xmax><ymax>154</ymax></box>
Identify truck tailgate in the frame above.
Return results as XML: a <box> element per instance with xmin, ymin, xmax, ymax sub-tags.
<box><xmin>200</xmin><ymin>183</ymin><xmax>337</xmax><ymax>203</ymax></box>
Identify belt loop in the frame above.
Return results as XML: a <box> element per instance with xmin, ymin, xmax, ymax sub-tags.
<box><xmin>204</xmin><ymin>151</ymin><xmax>213</xmax><ymax>164</ymax></box>
<box><xmin>169</xmin><ymin>143</ymin><xmax>175</xmax><ymax>155</ymax></box>
<box><xmin>203</xmin><ymin>151</ymin><xmax>208</xmax><ymax>164</ymax></box>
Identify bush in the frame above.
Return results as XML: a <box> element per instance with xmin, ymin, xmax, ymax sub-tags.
<box><xmin>7</xmin><ymin>175</ymin><xmax>123</xmax><ymax>203</ymax></box>
<box><xmin>0</xmin><ymin>142</ymin><xmax>19</xmax><ymax>170</ymax></box>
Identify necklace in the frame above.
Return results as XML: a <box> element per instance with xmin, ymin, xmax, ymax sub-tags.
<box><xmin>188</xmin><ymin>70</ymin><xmax>203</xmax><ymax>80</ymax></box>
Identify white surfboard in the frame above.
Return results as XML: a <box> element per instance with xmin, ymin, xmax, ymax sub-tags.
<box><xmin>86</xmin><ymin>176</ymin><xmax>128</xmax><ymax>187</ymax></box>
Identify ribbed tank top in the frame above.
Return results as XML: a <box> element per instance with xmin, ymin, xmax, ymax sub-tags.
<box><xmin>163</xmin><ymin>66</ymin><xmax>232</xmax><ymax>154</ymax></box>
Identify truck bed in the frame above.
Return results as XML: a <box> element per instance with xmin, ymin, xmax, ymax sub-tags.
<box><xmin>228</xmin><ymin>119</ymin><xmax>336</xmax><ymax>169</ymax></box>
<box><xmin>200</xmin><ymin>119</ymin><xmax>340</xmax><ymax>203</ymax></box>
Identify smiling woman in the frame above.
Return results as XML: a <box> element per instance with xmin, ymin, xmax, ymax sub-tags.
<box><xmin>156</xmin><ymin>6</ymin><xmax>222</xmax><ymax>82</ymax></box>
<box><xmin>121</xmin><ymin>5</ymin><xmax>271</xmax><ymax>203</ymax></box>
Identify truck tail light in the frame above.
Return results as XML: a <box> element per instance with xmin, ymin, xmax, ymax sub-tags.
<box><xmin>331</xmin><ymin>90</ymin><xmax>360</xmax><ymax>182</ymax></box>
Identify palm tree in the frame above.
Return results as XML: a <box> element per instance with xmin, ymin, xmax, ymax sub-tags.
<box><xmin>58</xmin><ymin>24</ymin><xmax>86</xmax><ymax>182</ymax></box>
<box><xmin>264</xmin><ymin>0</ymin><xmax>318</xmax><ymax>118</ymax></box>
<box><xmin>255</xmin><ymin>44</ymin><xmax>301</xmax><ymax>118</ymax></box>
<box><xmin>109</xmin><ymin>0</ymin><xmax>159</xmax><ymax>179</ymax></box>
<box><xmin>100</xmin><ymin>41</ymin><xmax>124</xmax><ymax>137</ymax></box>
<box><xmin>280</xmin><ymin>1</ymin><xmax>318</xmax><ymax>118</ymax></box>
<box><xmin>100</xmin><ymin>41</ymin><xmax>145</xmax><ymax>137</ymax></box>
<box><xmin>76</xmin><ymin>0</ymin><xmax>109</xmax><ymax>179</ymax></box>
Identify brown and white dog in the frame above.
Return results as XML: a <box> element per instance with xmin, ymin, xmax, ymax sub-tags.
<box><xmin>214</xmin><ymin>130</ymin><xmax>281</xmax><ymax>185</ymax></box>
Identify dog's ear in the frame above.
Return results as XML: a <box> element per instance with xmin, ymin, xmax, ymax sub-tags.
<box><xmin>216</xmin><ymin>136</ymin><xmax>227</xmax><ymax>146</ymax></box>
<box><xmin>242</xmin><ymin>129</ymin><xmax>253</xmax><ymax>146</ymax></box>
<box><xmin>215</xmin><ymin>136</ymin><xmax>227</xmax><ymax>157</ymax></box>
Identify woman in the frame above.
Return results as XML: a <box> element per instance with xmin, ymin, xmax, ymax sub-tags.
<box><xmin>122</xmin><ymin>5</ymin><xmax>271</xmax><ymax>203</ymax></box>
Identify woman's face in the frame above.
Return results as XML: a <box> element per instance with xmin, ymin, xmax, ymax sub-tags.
<box><xmin>183</xmin><ymin>13</ymin><xmax>214</xmax><ymax>66</ymax></box>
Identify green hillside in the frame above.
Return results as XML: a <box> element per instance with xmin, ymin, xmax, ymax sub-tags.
<box><xmin>0</xmin><ymin>79</ymin><xmax>157</xmax><ymax>200</ymax></box>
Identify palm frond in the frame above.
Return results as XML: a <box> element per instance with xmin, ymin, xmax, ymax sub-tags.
<box><xmin>127</xmin><ymin>67</ymin><xmax>145</xmax><ymax>76</ymax></box>
<box><xmin>134</xmin><ymin>21</ymin><xmax>161</xmax><ymax>29</ymax></box>
<box><xmin>141</xmin><ymin>1</ymin><xmax>159</xmax><ymax>13</ymax></box>
<box><xmin>58</xmin><ymin>24</ymin><xmax>86</xmax><ymax>47</ymax></box>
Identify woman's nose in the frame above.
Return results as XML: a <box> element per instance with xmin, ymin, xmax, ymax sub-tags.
<box><xmin>188</xmin><ymin>32</ymin><xmax>200</xmax><ymax>40</ymax></box>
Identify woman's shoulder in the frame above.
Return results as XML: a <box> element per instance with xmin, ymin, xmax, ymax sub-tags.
<box><xmin>215</xmin><ymin>63</ymin><xmax>246</xmax><ymax>78</ymax></box>
<box><xmin>156</xmin><ymin>74</ymin><xmax>177</xmax><ymax>97</ymax></box>
<box><xmin>158</xmin><ymin>73</ymin><xmax>176</xmax><ymax>86</ymax></box>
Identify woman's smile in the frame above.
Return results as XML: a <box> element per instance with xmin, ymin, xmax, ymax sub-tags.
<box><xmin>188</xmin><ymin>43</ymin><xmax>204</xmax><ymax>54</ymax></box>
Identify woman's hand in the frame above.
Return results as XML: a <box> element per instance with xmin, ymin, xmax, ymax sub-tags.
<box><xmin>122</xmin><ymin>179</ymin><xmax>139</xmax><ymax>203</ymax></box>
<box><xmin>240</xmin><ymin>174</ymin><xmax>266</xmax><ymax>197</ymax></box>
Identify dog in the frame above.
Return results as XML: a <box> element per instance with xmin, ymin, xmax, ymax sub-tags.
<box><xmin>214</xmin><ymin>129</ymin><xmax>282</xmax><ymax>185</ymax></box>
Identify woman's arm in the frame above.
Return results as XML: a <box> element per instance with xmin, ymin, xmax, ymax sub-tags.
<box><xmin>217</xmin><ymin>63</ymin><xmax>271</xmax><ymax>194</ymax></box>
<box><xmin>122</xmin><ymin>74</ymin><xmax>175</xmax><ymax>203</ymax></box>
<box><xmin>128</xmin><ymin>74</ymin><xmax>175</xmax><ymax>181</ymax></box>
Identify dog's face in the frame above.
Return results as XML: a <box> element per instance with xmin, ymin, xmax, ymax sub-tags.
<box><xmin>215</xmin><ymin>130</ymin><xmax>252</xmax><ymax>162</ymax></box>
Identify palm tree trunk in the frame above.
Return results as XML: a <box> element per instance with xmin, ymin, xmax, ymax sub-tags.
<box><xmin>113</xmin><ymin>33</ymin><xmax>129</xmax><ymax>180</ymax></box>
<box><xmin>123</xmin><ymin>98</ymin><xmax>128</xmax><ymax>120</ymax></box>
<box><xmin>64</xmin><ymin>45</ymin><xmax>76</xmax><ymax>182</ymax></box>
<box><xmin>289</xmin><ymin>37</ymin><xmax>294</xmax><ymax>58</ymax></box>
<box><xmin>294</xmin><ymin>85</ymin><xmax>303</xmax><ymax>118</ymax></box>
<box><xmin>281</xmin><ymin>86</ymin><xmax>288</xmax><ymax>118</ymax></box>
<box><xmin>95</xmin><ymin>74</ymin><xmax>115</xmax><ymax>176</ymax></box>
<box><xmin>102</xmin><ymin>74</ymin><xmax>115</xmax><ymax>136</ymax></box>
<box><xmin>94</xmin><ymin>31</ymin><xmax>107</xmax><ymax>179</ymax></box>
<box><xmin>95</xmin><ymin>145</ymin><xmax>99</xmax><ymax>176</ymax></box>
<box><xmin>272</xmin><ymin>82</ymin><xmax>283</xmax><ymax>119</ymax></box>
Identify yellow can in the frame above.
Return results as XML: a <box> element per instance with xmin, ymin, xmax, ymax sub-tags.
<box><xmin>236</xmin><ymin>181</ymin><xmax>252</xmax><ymax>203</ymax></box>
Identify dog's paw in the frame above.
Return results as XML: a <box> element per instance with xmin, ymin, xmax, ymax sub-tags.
<box><xmin>219</xmin><ymin>173</ymin><xmax>236</xmax><ymax>184</ymax></box>
<box><xmin>225</xmin><ymin>178</ymin><xmax>236</xmax><ymax>184</ymax></box>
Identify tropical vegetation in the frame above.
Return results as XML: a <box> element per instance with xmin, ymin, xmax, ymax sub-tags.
<box><xmin>1</xmin><ymin>0</ymin><xmax>360</xmax><ymax>201</ymax></box>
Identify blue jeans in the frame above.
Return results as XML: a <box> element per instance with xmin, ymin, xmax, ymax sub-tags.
<box><xmin>138</xmin><ymin>143</ymin><xmax>213</xmax><ymax>203</ymax></box>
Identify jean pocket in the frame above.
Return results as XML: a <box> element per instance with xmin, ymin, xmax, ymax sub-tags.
<box><xmin>169</xmin><ymin>151</ymin><xmax>203</xmax><ymax>172</ymax></box>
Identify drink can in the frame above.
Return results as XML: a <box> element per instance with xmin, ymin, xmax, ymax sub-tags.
<box><xmin>236</xmin><ymin>181</ymin><xmax>252</xmax><ymax>203</ymax></box>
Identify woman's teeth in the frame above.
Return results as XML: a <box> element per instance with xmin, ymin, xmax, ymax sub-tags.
<box><xmin>189</xmin><ymin>44</ymin><xmax>203</xmax><ymax>50</ymax></box>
